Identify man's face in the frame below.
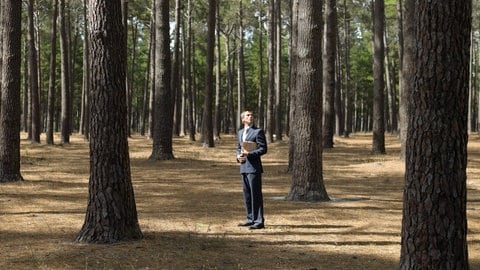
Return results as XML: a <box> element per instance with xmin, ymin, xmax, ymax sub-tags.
<box><xmin>242</xmin><ymin>112</ymin><xmax>254</xmax><ymax>126</ymax></box>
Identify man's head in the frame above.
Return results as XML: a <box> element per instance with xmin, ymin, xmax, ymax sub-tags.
<box><xmin>241</xmin><ymin>110</ymin><xmax>254</xmax><ymax>126</ymax></box>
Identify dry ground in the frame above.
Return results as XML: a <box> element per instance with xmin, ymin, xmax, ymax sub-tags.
<box><xmin>1</xmin><ymin>132</ymin><xmax>480</xmax><ymax>269</ymax></box>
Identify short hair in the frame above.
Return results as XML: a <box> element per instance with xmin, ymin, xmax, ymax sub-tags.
<box><xmin>241</xmin><ymin>110</ymin><xmax>253</xmax><ymax>119</ymax></box>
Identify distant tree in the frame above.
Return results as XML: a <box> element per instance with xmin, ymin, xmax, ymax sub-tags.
<box><xmin>399</xmin><ymin>0</ymin><xmax>413</xmax><ymax>160</ymax></box>
<box><xmin>342</xmin><ymin>0</ymin><xmax>351</xmax><ymax>137</ymax></box>
<box><xmin>75</xmin><ymin>0</ymin><xmax>142</xmax><ymax>244</ymax></box>
<box><xmin>172</xmin><ymin>0</ymin><xmax>182</xmax><ymax>137</ymax></box>
<box><xmin>78</xmin><ymin>0</ymin><xmax>90</xmax><ymax>140</ymax></box>
<box><xmin>60</xmin><ymin>0</ymin><xmax>71</xmax><ymax>144</ymax></box>
<box><xmin>287</xmin><ymin>0</ymin><xmax>298</xmax><ymax>173</ymax></box>
<box><xmin>28</xmin><ymin>0</ymin><xmax>40</xmax><ymax>143</ymax></box>
<box><xmin>266</xmin><ymin>0</ymin><xmax>275</xmax><ymax>143</ymax></box>
<box><xmin>214</xmin><ymin>0</ymin><xmax>221</xmax><ymax>140</ymax></box>
<box><xmin>201</xmin><ymin>0</ymin><xmax>216</xmax><ymax>148</ymax></box>
<box><xmin>371</xmin><ymin>0</ymin><xmax>386</xmax><ymax>154</ymax></box>
<box><xmin>287</xmin><ymin>0</ymin><xmax>329</xmax><ymax>202</ymax></box>
<box><xmin>46</xmin><ymin>0</ymin><xmax>59</xmax><ymax>145</ymax></box>
<box><xmin>186</xmin><ymin>0</ymin><xmax>196</xmax><ymax>141</ymax></box>
<box><xmin>149</xmin><ymin>0</ymin><xmax>175</xmax><ymax>160</ymax></box>
<box><xmin>400</xmin><ymin>1</ymin><xmax>471</xmax><ymax>268</ymax></box>
<box><xmin>274</xmin><ymin>0</ymin><xmax>282</xmax><ymax>141</ymax></box>
<box><xmin>322</xmin><ymin>0</ymin><xmax>337</xmax><ymax>148</ymax></box>
<box><xmin>0</xmin><ymin>0</ymin><xmax>23</xmax><ymax>183</ymax></box>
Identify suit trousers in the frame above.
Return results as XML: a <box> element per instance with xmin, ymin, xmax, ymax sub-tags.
<box><xmin>242</xmin><ymin>172</ymin><xmax>264</xmax><ymax>225</ymax></box>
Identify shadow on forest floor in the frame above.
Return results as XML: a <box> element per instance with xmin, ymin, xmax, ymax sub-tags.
<box><xmin>1</xmin><ymin>132</ymin><xmax>480</xmax><ymax>269</ymax></box>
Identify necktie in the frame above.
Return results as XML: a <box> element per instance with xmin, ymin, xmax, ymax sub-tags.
<box><xmin>242</xmin><ymin>127</ymin><xmax>249</xmax><ymax>142</ymax></box>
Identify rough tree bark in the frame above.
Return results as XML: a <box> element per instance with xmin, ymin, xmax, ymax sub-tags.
<box><xmin>400</xmin><ymin>1</ymin><xmax>472</xmax><ymax>268</ymax></box>
<box><xmin>75</xmin><ymin>0</ymin><xmax>142</xmax><ymax>244</ymax></box>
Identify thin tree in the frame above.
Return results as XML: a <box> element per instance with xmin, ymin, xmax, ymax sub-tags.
<box><xmin>186</xmin><ymin>0</ymin><xmax>195</xmax><ymax>141</ymax></box>
<box><xmin>59</xmin><ymin>0</ymin><xmax>71</xmax><ymax>144</ymax></box>
<box><xmin>201</xmin><ymin>0</ymin><xmax>216</xmax><ymax>148</ymax></box>
<box><xmin>46</xmin><ymin>0</ymin><xmax>59</xmax><ymax>145</ymax></box>
<box><xmin>274</xmin><ymin>0</ymin><xmax>282</xmax><ymax>141</ymax></box>
<box><xmin>371</xmin><ymin>0</ymin><xmax>386</xmax><ymax>154</ymax></box>
<box><xmin>287</xmin><ymin>0</ymin><xmax>298</xmax><ymax>173</ymax></box>
<box><xmin>342</xmin><ymin>0</ymin><xmax>352</xmax><ymax>137</ymax></box>
<box><xmin>400</xmin><ymin>1</ymin><xmax>471</xmax><ymax>268</ymax></box>
<box><xmin>398</xmin><ymin>0</ymin><xmax>413</xmax><ymax>160</ymax></box>
<box><xmin>78</xmin><ymin>0</ymin><xmax>89</xmax><ymax>140</ymax></box>
<box><xmin>236</xmin><ymin>0</ymin><xmax>246</xmax><ymax>130</ymax></box>
<box><xmin>286</xmin><ymin>0</ymin><xmax>329</xmax><ymax>202</ymax></box>
<box><xmin>266</xmin><ymin>0</ymin><xmax>275</xmax><ymax>143</ymax></box>
<box><xmin>322</xmin><ymin>0</ymin><xmax>337</xmax><ymax>148</ymax></box>
<box><xmin>28</xmin><ymin>0</ymin><xmax>40</xmax><ymax>143</ymax></box>
<box><xmin>172</xmin><ymin>0</ymin><xmax>182</xmax><ymax>137</ymax></box>
<box><xmin>213</xmin><ymin>0</ymin><xmax>221</xmax><ymax>140</ymax></box>
<box><xmin>149</xmin><ymin>0</ymin><xmax>175</xmax><ymax>160</ymax></box>
<box><xmin>256</xmin><ymin>4</ymin><xmax>265</xmax><ymax>130</ymax></box>
<box><xmin>75</xmin><ymin>0</ymin><xmax>142</xmax><ymax>243</ymax></box>
<box><xmin>0</xmin><ymin>0</ymin><xmax>23</xmax><ymax>182</ymax></box>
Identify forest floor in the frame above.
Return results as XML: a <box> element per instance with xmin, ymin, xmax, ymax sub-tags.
<box><xmin>1</xmin><ymin>132</ymin><xmax>480</xmax><ymax>269</ymax></box>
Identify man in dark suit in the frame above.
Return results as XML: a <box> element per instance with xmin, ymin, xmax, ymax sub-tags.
<box><xmin>236</xmin><ymin>110</ymin><xmax>267</xmax><ymax>229</ymax></box>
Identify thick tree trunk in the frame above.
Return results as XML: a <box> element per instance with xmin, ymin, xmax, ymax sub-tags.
<box><xmin>400</xmin><ymin>1</ymin><xmax>471</xmax><ymax>268</ymax></box>
<box><xmin>0</xmin><ymin>0</ymin><xmax>23</xmax><ymax>183</ymax></box>
<box><xmin>287</xmin><ymin>0</ymin><xmax>329</xmax><ymax>202</ymax></box>
<box><xmin>76</xmin><ymin>0</ymin><xmax>142</xmax><ymax>244</ymax></box>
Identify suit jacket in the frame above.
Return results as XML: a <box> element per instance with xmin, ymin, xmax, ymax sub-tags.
<box><xmin>237</xmin><ymin>125</ymin><xmax>267</xmax><ymax>174</ymax></box>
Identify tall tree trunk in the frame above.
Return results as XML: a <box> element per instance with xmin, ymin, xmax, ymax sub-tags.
<box><xmin>257</xmin><ymin>7</ymin><xmax>265</xmax><ymax>130</ymax></box>
<box><xmin>287</xmin><ymin>0</ymin><xmax>329</xmax><ymax>202</ymax></box>
<box><xmin>213</xmin><ymin>0</ymin><xmax>221</xmax><ymax>140</ymax></box>
<box><xmin>172</xmin><ymin>0</ymin><xmax>182</xmax><ymax>137</ymax></box>
<box><xmin>149</xmin><ymin>0</ymin><xmax>174</xmax><ymax>160</ymax></box>
<box><xmin>76</xmin><ymin>0</ymin><xmax>142</xmax><ymax>243</ymax></box>
<box><xmin>372</xmin><ymin>0</ymin><xmax>386</xmax><ymax>154</ymax></box>
<box><xmin>186</xmin><ymin>0</ymin><xmax>195</xmax><ymax>141</ymax></box>
<box><xmin>224</xmin><ymin>29</ymin><xmax>236</xmax><ymax>134</ymax></box>
<box><xmin>148</xmin><ymin>0</ymin><xmax>155</xmax><ymax>139</ymax></box>
<box><xmin>274</xmin><ymin>0</ymin><xmax>283</xmax><ymax>141</ymax></box>
<box><xmin>82</xmin><ymin>0</ymin><xmax>90</xmax><ymax>140</ymax></box>
<box><xmin>140</xmin><ymin>17</ymin><xmax>153</xmax><ymax>137</ymax></box>
<box><xmin>46</xmin><ymin>0</ymin><xmax>59</xmax><ymax>145</ymax></box>
<box><xmin>287</xmin><ymin>0</ymin><xmax>299</xmax><ymax>173</ymax></box>
<box><xmin>322</xmin><ymin>0</ymin><xmax>337</xmax><ymax>148</ymax></box>
<box><xmin>266</xmin><ymin>0</ymin><xmax>275</xmax><ymax>143</ymax></box>
<box><xmin>201</xmin><ymin>0</ymin><xmax>216</xmax><ymax>147</ymax></box>
<box><xmin>28</xmin><ymin>0</ymin><xmax>40</xmax><ymax>143</ymax></box>
<box><xmin>0</xmin><ymin>0</ymin><xmax>23</xmax><ymax>182</ymax></box>
<box><xmin>334</xmin><ymin>36</ymin><xmax>344</xmax><ymax>136</ymax></box>
<box><xmin>236</xmin><ymin>0</ymin><xmax>246</xmax><ymax>130</ymax></box>
<box><xmin>59</xmin><ymin>0</ymin><xmax>71</xmax><ymax>144</ymax></box>
<box><xmin>343</xmin><ymin>0</ymin><xmax>352</xmax><ymax>137</ymax></box>
<box><xmin>399</xmin><ymin>0</ymin><xmax>413</xmax><ymax>160</ymax></box>
<box><xmin>400</xmin><ymin>1</ymin><xmax>471</xmax><ymax>268</ymax></box>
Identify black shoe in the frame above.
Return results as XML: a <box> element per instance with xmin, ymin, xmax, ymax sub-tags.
<box><xmin>249</xmin><ymin>223</ymin><xmax>265</xmax><ymax>230</ymax></box>
<box><xmin>238</xmin><ymin>221</ymin><xmax>254</xmax><ymax>227</ymax></box>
